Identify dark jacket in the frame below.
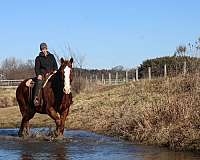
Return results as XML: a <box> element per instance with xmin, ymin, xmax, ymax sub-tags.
<box><xmin>35</xmin><ymin>51</ymin><xmax>58</xmax><ymax>77</ymax></box>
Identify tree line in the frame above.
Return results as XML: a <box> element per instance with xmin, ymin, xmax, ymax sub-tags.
<box><xmin>1</xmin><ymin>37</ymin><xmax>200</xmax><ymax>80</ymax></box>
<box><xmin>0</xmin><ymin>57</ymin><xmax>35</xmax><ymax>79</ymax></box>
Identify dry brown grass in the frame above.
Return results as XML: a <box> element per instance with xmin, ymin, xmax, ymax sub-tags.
<box><xmin>67</xmin><ymin>74</ymin><xmax>200</xmax><ymax>151</ymax></box>
<box><xmin>0</xmin><ymin>106</ymin><xmax>54</xmax><ymax>128</ymax></box>
<box><xmin>0</xmin><ymin>74</ymin><xmax>199</xmax><ymax>151</ymax></box>
<box><xmin>0</xmin><ymin>88</ymin><xmax>54</xmax><ymax>128</ymax></box>
<box><xmin>0</xmin><ymin>88</ymin><xmax>17</xmax><ymax>108</ymax></box>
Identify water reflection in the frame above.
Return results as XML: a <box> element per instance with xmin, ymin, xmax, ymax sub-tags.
<box><xmin>18</xmin><ymin>142</ymin><xmax>69</xmax><ymax>160</ymax></box>
<box><xmin>20</xmin><ymin>154</ymin><xmax>33</xmax><ymax>160</ymax></box>
<box><xmin>0</xmin><ymin>129</ymin><xmax>200</xmax><ymax>160</ymax></box>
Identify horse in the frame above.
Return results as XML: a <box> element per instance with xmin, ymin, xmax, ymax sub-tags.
<box><xmin>16</xmin><ymin>57</ymin><xmax>73</xmax><ymax>138</ymax></box>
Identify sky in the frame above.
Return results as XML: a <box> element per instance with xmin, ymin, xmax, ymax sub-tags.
<box><xmin>0</xmin><ymin>0</ymin><xmax>200</xmax><ymax>69</ymax></box>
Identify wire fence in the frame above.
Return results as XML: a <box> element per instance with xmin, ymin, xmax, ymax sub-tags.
<box><xmin>0</xmin><ymin>80</ymin><xmax>23</xmax><ymax>88</ymax></box>
<box><xmin>0</xmin><ymin>61</ymin><xmax>198</xmax><ymax>87</ymax></box>
<box><xmin>81</xmin><ymin>61</ymin><xmax>200</xmax><ymax>85</ymax></box>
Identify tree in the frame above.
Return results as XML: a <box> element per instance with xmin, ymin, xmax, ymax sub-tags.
<box><xmin>1</xmin><ymin>57</ymin><xmax>19</xmax><ymax>71</ymax></box>
<box><xmin>0</xmin><ymin>57</ymin><xmax>34</xmax><ymax>79</ymax></box>
<box><xmin>175</xmin><ymin>45</ymin><xmax>187</xmax><ymax>57</ymax></box>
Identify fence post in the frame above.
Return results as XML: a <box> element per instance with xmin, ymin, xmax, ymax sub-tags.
<box><xmin>95</xmin><ymin>75</ymin><xmax>98</xmax><ymax>82</ymax></box>
<box><xmin>132</xmin><ymin>70</ymin><xmax>135</xmax><ymax>81</ymax></box>
<box><xmin>101</xmin><ymin>74</ymin><xmax>104</xmax><ymax>84</ymax></box>
<box><xmin>136</xmin><ymin>68</ymin><xmax>139</xmax><ymax>81</ymax></box>
<box><xmin>183</xmin><ymin>61</ymin><xmax>187</xmax><ymax>75</ymax></box>
<box><xmin>126</xmin><ymin>71</ymin><xmax>128</xmax><ymax>83</ymax></box>
<box><xmin>164</xmin><ymin>64</ymin><xmax>167</xmax><ymax>78</ymax></box>
<box><xmin>85</xmin><ymin>76</ymin><xmax>88</xmax><ymax>86</ymax></box>
<box><xmin>148</xmin><ymin>67</ymin><xmax>151</xmax><ymax>80</ymax></box>
<box><xmin>109</xmin><ymin>73</ymin><xmax>112</xmax><ymax>85</ymax></box>
<box><xmin>92</xmin><ymin>74</ymin><xmax>95</xmax><ymax>81</ymax></box>
<box><xmin>115</xmin><ymin>72</ymin><xmax>118</xmax><ymax>84</ymax></box>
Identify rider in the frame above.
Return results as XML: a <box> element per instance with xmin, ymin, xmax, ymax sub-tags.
<box><xmin>33</xmin><ymin>42</ymin><xmax>58</xmax><ymax>106</ymax></box>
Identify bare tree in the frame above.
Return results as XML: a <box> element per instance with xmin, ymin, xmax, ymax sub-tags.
<box><xmin>51</xmin><ymin>49</ymin><xmax>61</xmax><ymax>65</ymax></box>
<box><xmin>66</xmin><ymin>43</ymin><xmax>85</xmax><ymax>69</ymax></box>
<box><xmin>175</xmin><ymin>45</ymin><xmax>187</xmax><ymax>57</ymax></box>
<box><xmin>0</xmin><ymin>57</ymin><xmax>34</xmax><ymax>79</ymax></box>
<box><xmin>52</xmin><ymin>43</ymin><xmax>86</xmax><ymax>68</ymax></box>
<box><xmin>1</xmin><ymin>57</ymin><xmax>19</xmax><ymax>71</ymax></box>
<box><xmin>52</xmin><ymin>43</ymin><xmax>87</xmax><ymax>93</ymax></box>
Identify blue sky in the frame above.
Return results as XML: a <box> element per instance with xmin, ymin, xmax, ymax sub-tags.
<box><xmin>0</xmin><ymin>0</ymin><xmax>200</xmax><ymax>69</ymax></box>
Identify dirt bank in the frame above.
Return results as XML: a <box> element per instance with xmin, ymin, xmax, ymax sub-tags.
<box><xmin>68</xmin><ymin>74</ymin><xmax>200</xmax><ymax>151</ymax></box>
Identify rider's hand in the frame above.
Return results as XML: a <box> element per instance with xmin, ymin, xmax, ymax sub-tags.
<box><xmin>37</xmin><ymin>75</ymin><xmax>43</xmax><ymax>80</ymax></box>
<box><xmin>45</xmin><ymin>73</ymin><xmax>50</xmax><ymax>77</ymax></box>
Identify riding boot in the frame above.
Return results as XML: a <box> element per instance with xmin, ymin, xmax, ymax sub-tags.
<box><xmin>33</xmin><ymin>80</ymin><xmax>43</xmax><ymax>106</ymax></box>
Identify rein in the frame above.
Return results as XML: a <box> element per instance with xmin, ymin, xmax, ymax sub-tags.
<box><xmin>42</xmin><ymin>72</ymin><xmax>57</xmax><ymax>88</ymax></box>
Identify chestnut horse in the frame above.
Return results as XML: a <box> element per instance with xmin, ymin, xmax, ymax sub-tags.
<box><xmin>16</xmin><ymin>58</ymin><xmax>73</xmax><ymax>138</ymax></box>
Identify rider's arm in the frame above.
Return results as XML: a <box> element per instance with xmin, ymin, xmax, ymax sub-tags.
<box><xmin>35</xmin><ymin>57</ymin><xmax>42</xmax><ymax>77</ymax></box>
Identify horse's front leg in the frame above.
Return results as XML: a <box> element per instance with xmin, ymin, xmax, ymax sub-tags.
<box><xmin>46</xmin><ymin>106</ymin><xmax>62</xmax><ymax>137</ymax></box>
<box><xmin>24</xmin><ymin>121</ymin><xmax>30</xmax><ymax>136</ymax></box>
<box><xmin>60</xmin><ymin>107</ymin><xmax>70</xmax><ymax>135</ymax></box>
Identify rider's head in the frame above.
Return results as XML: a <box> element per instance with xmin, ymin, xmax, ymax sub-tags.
<box><xmin>40</xmin><ymin>43</ymin><xmax>48</xmax><ymax>55</ymax></box>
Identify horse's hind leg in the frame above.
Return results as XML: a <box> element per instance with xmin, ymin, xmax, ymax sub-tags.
<box><xmin>18</xmin><ymin>113</ymin><xmax>35</xmax><ymax>137</ymax></box>
<box><xmin>17</xmin><ymin>80</ymin><xmax>35</xmax><ymax>137</ymax></box>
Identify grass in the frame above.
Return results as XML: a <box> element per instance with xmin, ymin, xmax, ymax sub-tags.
<box><xmin>0</xmin><ymin>74</ymin><xmax>200</xmax><ymax>151</ymax></box>
<box><xmin>0</xmin><ymin>106</ymin><xmax>54</xmax><ymax>128</ymax></box>
<box><xmin>0</xmin><ymin>87</ymin><xmax>18</xmax><ymax>108</ymax></box>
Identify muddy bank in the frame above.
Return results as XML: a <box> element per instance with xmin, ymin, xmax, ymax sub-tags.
<box><xmin>0</xmin><ymin>75</ymin><xmax>200</xmax><ymax>151</ymax></box>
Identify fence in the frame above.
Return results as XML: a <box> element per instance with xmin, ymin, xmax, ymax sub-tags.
<box><xmin>0</xmin><ymin>80</ymin><xmax>23</xmax><ymax>88</ymax></box>
<box><xmin>83</xmin><ymin>61</ymin><xmax>194</xmax><ymax>85</ymax></box>
<box><xmin>0</xmin><ymin>61</ymin><xmax>196</xmax><ymax>87</ymax></box>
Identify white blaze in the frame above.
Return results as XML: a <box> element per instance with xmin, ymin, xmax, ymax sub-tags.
<box><xmin>64</xmin><ymin>66</ymin><xmax>71</xmax><ymax>94</ymax></box>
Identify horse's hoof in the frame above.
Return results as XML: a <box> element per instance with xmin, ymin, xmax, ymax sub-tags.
<box><xmin>55</xmin><ymin>135</ymin><xmax>64</xmax><ymax>141</ymax></box>
<box><xmin>18</xmin><ymin>131</ymin><xmax>23</xmax><ymax>137</ymax></box>
<box><xmin>18</xmin><ymin>133</ymin><xmax>23</xmax><ymax>137</ymax></box>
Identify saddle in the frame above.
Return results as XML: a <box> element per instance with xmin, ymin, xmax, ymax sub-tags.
<box><xmin>25</xmin><ymin>74</ymin><xmax>54</xmax><ymax>106</ymax></box>
<box><xmin>25</xmin><ymin>74</ymin><xmax>54</xmax><ymax>88</ymax></box>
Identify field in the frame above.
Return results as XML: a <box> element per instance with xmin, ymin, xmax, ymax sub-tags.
<box><xmin>0</xmin><ymin>74</ymin><xmax>200</xmax><ymax>151</ymax></box>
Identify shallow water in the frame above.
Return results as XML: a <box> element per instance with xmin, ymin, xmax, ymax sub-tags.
<box><xmin>0</xmin><ymin>128</ymin><xmax>200</xmax><ymax>160</ymax></box>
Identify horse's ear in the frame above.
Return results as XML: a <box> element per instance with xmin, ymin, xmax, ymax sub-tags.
<box><xmin>70</xmin><ymin>57</ymin><xmax>73</xmax><ymax>64</ymax></box>
<box><xmin>60</xmin><ymin>58</ymin><xmax>64</xmax><ymax>64</ymax></box>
